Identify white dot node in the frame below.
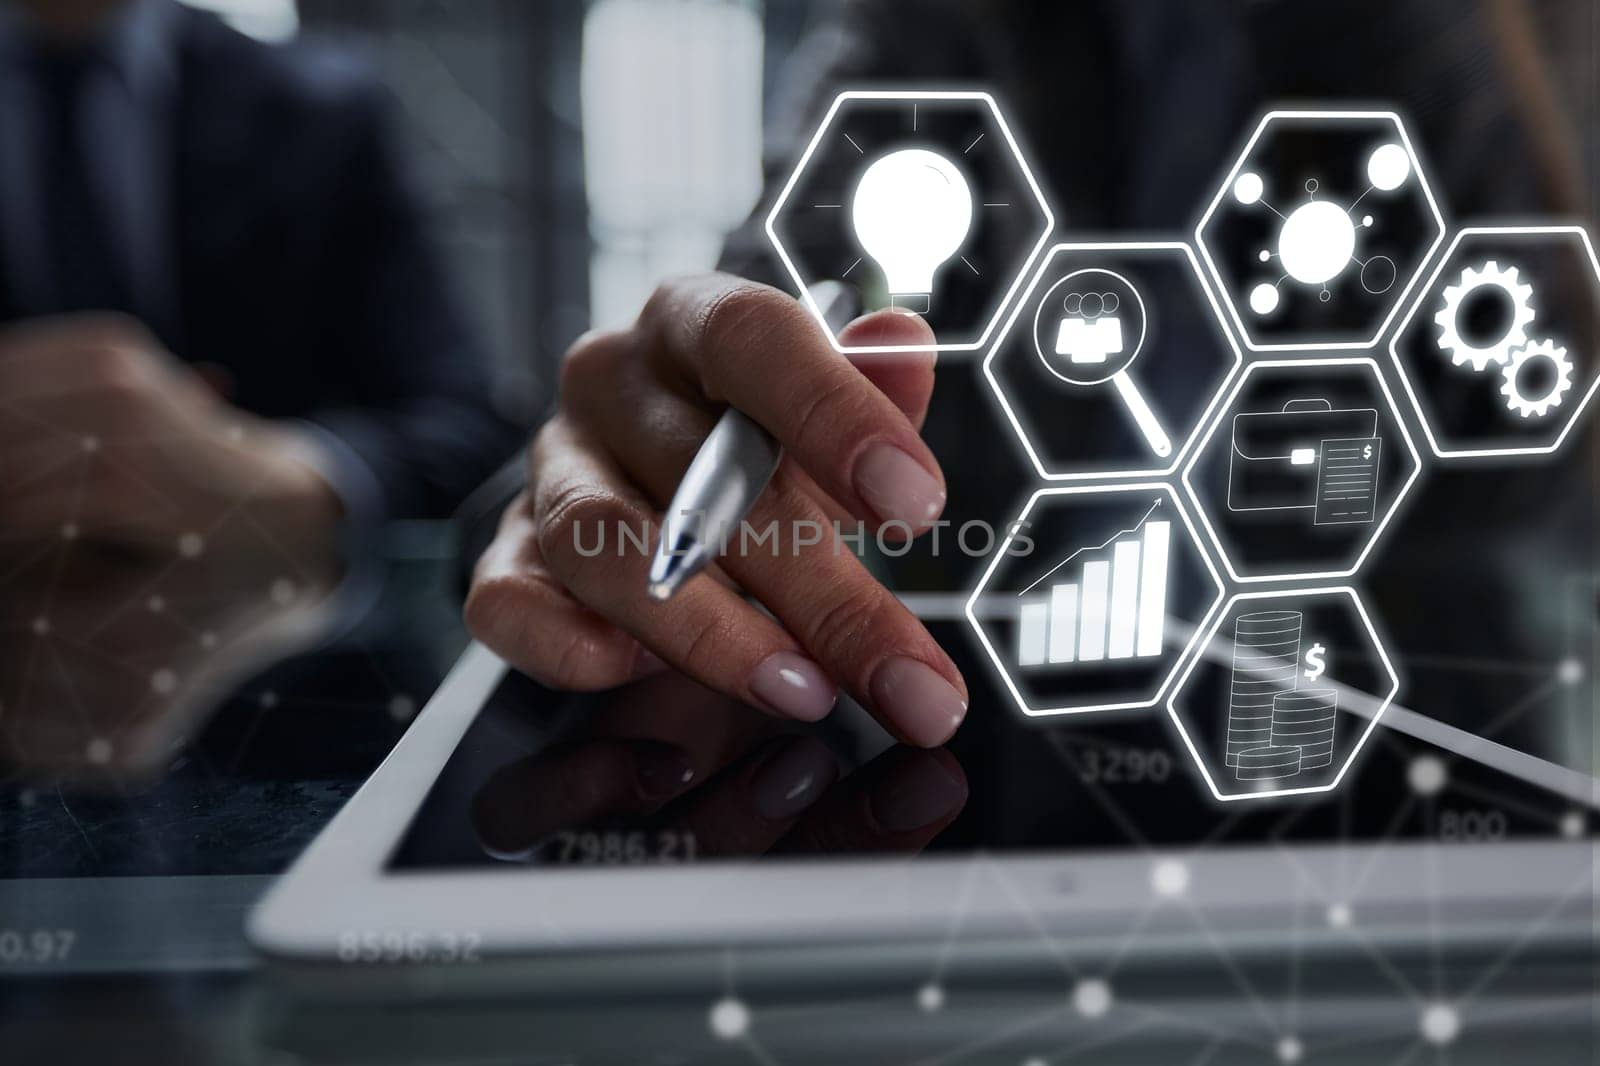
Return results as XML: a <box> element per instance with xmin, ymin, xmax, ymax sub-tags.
<box><xmin>388</xmin><ymin>695</ymin><xmax>417</xmax><ymax>721</ymax></box>
<box><xmin>1151</xmin><ymin>858</ymin><xmax>1190</xmax><ymax>899</ymax></box>
<box><xmin>1249</xmin><ymin>283</ymin><xmax>1281</xmax><ymax>315</ymax></box>
<box><xmin>1232</xmin><ymin>172</ymin><xmax>1264</xmax><ymax>205</ymax></box>
<box><xmin>178</xmin><ymin>533</ymin><xmax>205</xmax><ymax>559</ymax></box>
<box><xmin>61</xmin><ymin>522</ymin><xmax>79</xmax><ymax>541</ymax></box>
<box><xmin>1258</xmin><ymin>249</ymin><xmax>1271</xmax><ymax>263</ymax></box>
<box><xmin>708</xmin><ymin>996</ymin><xmax>749</xmax><ymax>1040</ymax></box>
<box><xmin>1277</xmin><ymin>1036</ymin><xmax>1303</xmax><ymax>1063</ymax></box>
<box><xmin>917</xmin><ymin>983</ymin><xmax>945</xmax><ymax>1012</ymax></box>
<box><xmin>147</xmin><ymin>595</ymin><xmax>165</xmax><ymax>613</ymax></box>
<box><xmin>1408</xmin><ymin>755</ymin><xmax>1447</xmax><ymax>797</ymax></box>
<box><xmin>85</xmin><ymin>737</ymin><xmax>113</xmax><ymax>764</ymax></box>
<box><xmin>270</xmin><ymin>579</ymin><xmax>296</xmax><ymax>605</ymax></box>
<box><xmin>1560</xmin><ymin>812</ymin><xmax>1584</xmax><ymax>839</ymax></box>
<box><xmin>1361</xmin><ymin>215</ymin><xmax>1374</xmax><ymax>227</ymax></box>
<box><xmin>1420</xmin><ymin>1003</ymin><xmax>1459</xmax><ymax>1045</ymax></box>
<box><xmin>259</xmin><ymin>691</ymin><xmax>279</xmax><ymax>709</ymax></box>
<box><xmin>1278</xmin><ymin>200</ymin><xmax>1355</xmax><ymax>285</ymax></box>
<box><xmin>81</xmin><ymin>436</ymin><xmax>100</xmax><ymax>453</ymax></box>
<box><xmin>151</xmin><ymin>669</ymin><xmax>177</xmax><ymax>694</ymax></box>
<box><xmin>1072</xmin><ymin>977</ymin><xmax>1112</xmax><ymax>1019</ymax></box>
<box><xmin>1367</xmin><ymin>143</ymin><xmax>1412</xmax><ymax>191</ymax></box>
<box><xmin>1327</xmin><ymin>902</ymin><xmax>1353</xmax><ymax>929</ymax></box>
<box><xmin>1557</xmin><ymin>658</ymin><xmax>1584</xmax><ymax>685</ymax></box>
<box><xmin>31</xmin><ymin>617</ymin><xmax>49</xmax><ymax>636</ymax></box>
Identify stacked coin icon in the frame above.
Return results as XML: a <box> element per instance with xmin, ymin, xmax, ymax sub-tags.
<box><xmin>1235</xmin><ymin>744</ymin><xmax>1303</xmax><ymax>781</ymax></box>
<box><xmin>1225</xmin><ymin>611</ymin><xmax>1302</xmax><ymax>768</ymax></box>
<box><xmin>1270</xmin><ymin>689</ymin><xmax>1339</xmax><ymax>769</ymax></box>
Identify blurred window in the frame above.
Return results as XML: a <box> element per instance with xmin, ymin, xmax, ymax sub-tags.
<box><xmin>581</xmin><ymin>0</ymin><xmax>763</xmax><ymax>328</ymax></box>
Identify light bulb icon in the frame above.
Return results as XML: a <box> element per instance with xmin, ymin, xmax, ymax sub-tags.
<box><xmin>851</xmin><ymin>148</ymin><xmax>973</xmax><ymax>314</ymax></box>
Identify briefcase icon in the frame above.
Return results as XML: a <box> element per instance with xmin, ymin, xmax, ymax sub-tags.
<box><xmin>1228</xmin><ymin>398</ymin><xmax>1379</xmax><ymax>514</ymax></box>
<box><xmin>1054</xmin><ymin>315</ymin><xmax>1123</xmax><ymax>365</ymax></box>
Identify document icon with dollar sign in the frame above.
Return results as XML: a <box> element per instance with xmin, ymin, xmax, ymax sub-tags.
<box><xmin>1312</xmin><ymin>436</ymin><xmax>1381</xmax><ymax>525</ymax></box>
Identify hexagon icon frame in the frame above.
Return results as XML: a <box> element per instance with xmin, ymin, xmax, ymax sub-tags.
<box><xmin>764</xmin><ymin>90</ymin><xmax>1054</xmax><ymax>354</ymax></box>
<box><xmin>982</xmin><ymin>241</ymin><xmax>1243</xmax><ymax>481</ymax></box>
<box><xmin>1388</xmin><ymin>224</ymin><xmax>1600</xmax><ymax>460</ymax></box>
<box><xmin>1166</xmin><ymin>587</ymin><xmax>1399</xmax><ymax>802</ymax></box>
<box><xmin>964</xmin><ymin>482</ymin><xmax>1225</xmax><ymax>718</ymax></box>
<box><xmin>1179</xmin><ymin>357</ymin><xmax>1424</xmax><ymax>585</ymax></box>
<box><xmin>1195</xmin><ymin>110</ymin><xmax>1446</xmax><ymax>353</ymax></box>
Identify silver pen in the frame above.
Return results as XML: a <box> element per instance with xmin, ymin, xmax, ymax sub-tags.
<box><xmin>647</xmin><ymin>281</ymin><xmax>860</xmax><ymax>601</ymax></box>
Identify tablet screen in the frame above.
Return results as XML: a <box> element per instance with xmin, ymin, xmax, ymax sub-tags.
<box><xmin>387</xmin><ymin>617</ymin><xmax>1597</xmax><ymax>871</ymax></box>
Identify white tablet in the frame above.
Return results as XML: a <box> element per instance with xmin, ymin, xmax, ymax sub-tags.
<box><xmin>249</xmin><ymin>609</ymin><xmax>1598</xmax><ymax>981</ymax></box>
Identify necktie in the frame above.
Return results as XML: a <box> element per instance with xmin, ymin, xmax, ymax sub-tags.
<box><xmin>33</xmin><ymin>45</ymin><xmax>133</xmax><ymax>316</ymax></box>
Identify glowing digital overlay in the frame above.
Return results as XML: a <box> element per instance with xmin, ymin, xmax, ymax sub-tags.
<box><xmin>1180</xmin><ymin>358</ymin><xmax>1423</xmax><ymax>584</ymax></box>
<box><xmin>1167</xmin><ymin>587</ymin><xmax>1399</xmax><ymax>802</ymax></box>
<box><xmin>765</xmin><ymin>91</ymin><xmax>1052</xmax><ymax>353</ymax></box>
<box><xmin>1196</xmin><ymin>111</ymin><xmax>1445</xmax><ymax>352</ymax></box>
<box><xmin>1389</xmin><ymin>225</ymin><xmax>1600</xmax><ymax>460</ymax></box>
<box><xmin>983</xmin><ymin>242</ymin><xmax>1241</xmax><ymax>482</ymax></box>
<box><xmin>965</xmin><ymin>483</ymin><xmax>1224</xmax><ymax>718</ymax></box>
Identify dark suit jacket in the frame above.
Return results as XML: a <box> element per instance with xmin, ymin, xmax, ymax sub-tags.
<box><xmin>0</xmin><ymin>5</ymin><xmax>523</xmax><ymax>522</ymax></box>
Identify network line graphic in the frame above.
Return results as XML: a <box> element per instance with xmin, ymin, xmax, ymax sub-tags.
<box><xmin>689</xmin><ymin>604</ymin><xmax>1594</xmax><ymax>1064</ymax></box>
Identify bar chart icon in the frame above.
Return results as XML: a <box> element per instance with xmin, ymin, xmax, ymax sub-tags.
<box><xmin>1017</xmin><ymin>511</ymin><xmax>1171</xmax><ymax>668</ymax></box>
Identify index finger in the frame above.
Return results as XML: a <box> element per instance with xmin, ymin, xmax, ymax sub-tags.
<box><xmin>640</xmin><ymin>274</ymin><xmax>946</xmax><ymax>534</ymax></box>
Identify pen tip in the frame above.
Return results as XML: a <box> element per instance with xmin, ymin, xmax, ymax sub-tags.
<box><xmin>647</xmin><ymin>581</ymin><xmax>674</xmax><ymax>603</ymax></box>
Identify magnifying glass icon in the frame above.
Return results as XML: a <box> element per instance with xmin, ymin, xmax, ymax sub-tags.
<box><xmin>1032</xmin><ymin>268</ymin><xmax>1172</xmax><ymax>458</ymax></box>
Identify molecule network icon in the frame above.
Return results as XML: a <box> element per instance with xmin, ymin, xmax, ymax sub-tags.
<box><xmin>1196</xmin><ymin>111</ymin><xmax>1444</xmax><ymax>352</ymax></box>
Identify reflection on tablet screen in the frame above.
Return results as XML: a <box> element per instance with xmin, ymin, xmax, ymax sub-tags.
<box><xmin>388</xmin><ymin>621</ymin><xmax>1595</xmax><ymax>872</ymax></box>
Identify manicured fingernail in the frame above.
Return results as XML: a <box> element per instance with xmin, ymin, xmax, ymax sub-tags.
<box><xmin>869</xmin><ymin>656</ymin><xmax>967</xmax><ymax>747</ymax></box>
<box><xmin>752</xmin><ymin>737</ymin><xmax>837</xmax><ymax>820</ymax></box>
<box><xmin>631</xmin><ymin>742</ymin><xmax>696</xmax><ymax>800</ymax></box>
<box><xmin>853</xmin><ymin>443</ymin><xmax>945</xmax><ymax>528</ymax></box>
<box><xmin>749</xmin><ymin>651</ymin><xmax>837</xmax><ymax>722</ymax></box>
<box><xmin>870</xmin><ymin>751</ymin><xmax>967</xmax><ymax>833</ymax></box>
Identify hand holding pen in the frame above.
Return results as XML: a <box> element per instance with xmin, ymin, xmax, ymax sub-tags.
<box><xmin>465</xmin><ymin>274</ymin><xmax>968</xmax><ymax>748</ymax></box>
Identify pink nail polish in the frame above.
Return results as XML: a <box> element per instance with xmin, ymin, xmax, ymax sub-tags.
<box><xmin>869</xmin><ymin>656</ymin><xmax>967</xmax><ymax>747</ymax></box>
<box><xmin>748</xmin><ymin>651</ymin><xmax>837</xmax><ymax>722</ymax></box>
<box><xmin>853</xmin><ymin>443</ymin><xmax>945</xmax><ymax>529</ymax></box>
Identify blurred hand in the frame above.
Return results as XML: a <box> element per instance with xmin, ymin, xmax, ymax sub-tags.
<box><xmin>0</xmin><ymin>314</ymin><xmax>344</xmax><ymax>568</ymax></box>
<box><xmin>0</xmin><ymin>533</ymin><xmax>339</xmax><ymax>786</ymax></box>
<box><xmin>466</xmin><ymin>274</ymin><xmax>968</xmax><ymax>747</ymax></box>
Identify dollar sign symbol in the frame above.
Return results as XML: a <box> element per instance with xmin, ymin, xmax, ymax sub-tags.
<box><xmin>1304</xmin><ymin>642</ymin><xmax>1327</xmax><ymax>681</ymax></box>
<box><xmin>1362</xmin><ymin>443</ymin><xmax>1373</xmax><ymax>460</ymax></box>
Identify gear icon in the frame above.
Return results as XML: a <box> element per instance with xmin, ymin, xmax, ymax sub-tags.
<box><xmin>1499</xmin><ymin>339</ymin><xmax>1574</xmax><ymax>419</ymax></box>
<box><xmin>1434</xmin><ymin>260</ymin><xmax>1536</xmax><ymax>371</ymax></box>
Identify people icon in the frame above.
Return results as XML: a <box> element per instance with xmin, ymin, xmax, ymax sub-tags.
<box><xmin>1055</xmin><ymin>289</ymin><xmax>1123</xmax><ymax>365</ymax></box>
